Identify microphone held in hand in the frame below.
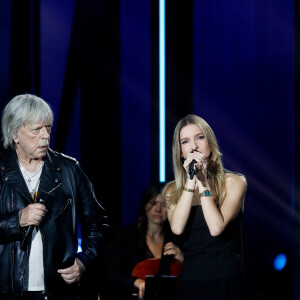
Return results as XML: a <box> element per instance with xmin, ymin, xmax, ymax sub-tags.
<box><xmin>20</xmin><ymin>198</ymin><xmax>46</xmax><ymax>251</ymax></box>
<box><xmin>188</xmin><ymin>150</ymin><xmax>200</xmax><ymax>180</ymax></box>
<box><xmin>188</xmin><ymin>160</ymin><xmax>197</xmax><ymax>180</ymax></box>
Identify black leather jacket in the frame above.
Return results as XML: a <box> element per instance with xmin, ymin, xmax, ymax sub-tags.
<box><xmin>0</xmin><ymin>147</ymin><xmax>109</xmax><ymax>298</ymax></box>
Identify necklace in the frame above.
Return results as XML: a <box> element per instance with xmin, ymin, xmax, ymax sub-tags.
<box><xmin>19</xmin><ymin>162</ymin><xmax>44</xmax><ymax>184</ymax></box>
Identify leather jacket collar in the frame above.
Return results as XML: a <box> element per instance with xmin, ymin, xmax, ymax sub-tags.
<box><xmin>0</xmin><ymin>147</ymin><xmax>63</xmax><ymax>203</ymax></box>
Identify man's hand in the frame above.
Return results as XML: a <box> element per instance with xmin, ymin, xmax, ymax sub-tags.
<box><xmin>19</xmin><ymin>203</ymin><xmax>47</xmax><ymax>227</ymax></box>
<box><xmin>57</xmin><ymin>258</ymin><xmax>86</xmax><ymax>284</ymax></box>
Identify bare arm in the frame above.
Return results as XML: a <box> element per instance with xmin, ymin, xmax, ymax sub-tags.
<box><xmin>167</xmin><ymin>178</ymin><xmax>196</xmax><ymax>235</ymax></box>
<box><xmin>200</xmin><ymin>174</ymin><xmax>246</xmax><ymax>236</ymax></box>
<box><xmin>167</xmin><ymin>150</ymin><xmax>203</xmax><ymax>235</ymax></box>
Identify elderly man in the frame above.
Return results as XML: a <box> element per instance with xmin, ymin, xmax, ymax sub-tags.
<box><xmin>0</xmin><ymin>94</ymin><xmax>109</xmax><ymax>300</ymax></box>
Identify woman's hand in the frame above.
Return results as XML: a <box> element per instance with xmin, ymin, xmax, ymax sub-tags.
<box><xmin>183</xmin><ymin>151</ymin><xmax>208</xmax><ymax>187</ymax></box>
<box><xmin>134</xmin><ymin>278</ymin><xmax>145</xmax><ymax>299</ymax></box>
<box><xmin>163</xmin><ymin>242</ymin><xmax>184</xmax><ymax>263</ymax></box>
<box><xmin>194</xmin><ymin>153</ymin><xmax>208</xmax><ymax>187</ymax></box>
<box><xmin>182</xmin><ymin>151</ymin><xmax>198</xmax><ymax>176</ymax></box>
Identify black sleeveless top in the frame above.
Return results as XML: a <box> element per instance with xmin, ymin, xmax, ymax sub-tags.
<box><xmin>180</xmin><ymin>205</ymin><xmax>244</xmax><ymax>281</ymax></box>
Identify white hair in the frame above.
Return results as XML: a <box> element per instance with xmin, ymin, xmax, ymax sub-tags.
<box><xmin>2</xmin><ymin>94</ymin><xmax>54</xmax><ymax>149</ymax></box>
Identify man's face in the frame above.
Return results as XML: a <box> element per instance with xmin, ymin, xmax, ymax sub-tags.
<box><xmin>14</xmin><ymin>123</ymin><xmax>52</xmax><ymax>160</ymax></box>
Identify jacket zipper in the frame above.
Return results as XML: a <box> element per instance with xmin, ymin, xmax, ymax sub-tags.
<box><xmin>47</xmin><ymin>182</ymin><xmax>61</xmax><ymax>195</ymax></box>
<box><xmin>53</xmin><ymin>198</ymin><xmax>72</xmax><ymax>220</ymax></box>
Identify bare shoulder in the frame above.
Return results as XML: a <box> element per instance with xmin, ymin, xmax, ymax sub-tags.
<box><xmin>223</xmin><ymin>172</ymin><xmax>247</xmax><ymax>212</ymax></box>
<box><xmin>225</xmin><ymin>172</ymin><xmax>247</xmax><ymax>191</ymax></box>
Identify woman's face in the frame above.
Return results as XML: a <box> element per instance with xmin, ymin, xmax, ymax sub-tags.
<box><xmin>146</xmin><ymin>194</ymin><xmax>167</xmax><ymax>226</ymax></box>
<box><xmin>180</xmin><ymin>124</ymin><xmax>211</xmax><ymax>159</ymax></box>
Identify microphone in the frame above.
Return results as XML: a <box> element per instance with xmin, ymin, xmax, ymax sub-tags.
<box><xmin>188</xmin><ymin>160</ymin><xmax>197</xmax><ymax>180</ymax></box>
<box><xmin>188</xmin><ymin>149</ymin><xmax>200</xmax><ymax>180</ymax></box>
<box><xmin>20</xmin><ymin>198</ymin><xmax>46</xmax><ymax>251</ymax></box>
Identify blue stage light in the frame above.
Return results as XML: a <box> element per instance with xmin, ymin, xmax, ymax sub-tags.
<box><xmin>273</xmin><ymin>253</ymin><xmax>287</xmax><ymax>271</ymax></box>
<box><xmin>77</xmin><ymin>237</ymin><xmax>82</xmax><ymax>253</ymax></box>
<box><xmin>159</xmin><ymin>0</ymin><xmax>165</xmax><ymax>183</ymax></box>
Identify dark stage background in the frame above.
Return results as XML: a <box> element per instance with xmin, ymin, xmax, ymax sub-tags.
<box><xmin>0</xmin><ymin>0</ymin><xmax>299</xmax><ymax>299</ymax></box>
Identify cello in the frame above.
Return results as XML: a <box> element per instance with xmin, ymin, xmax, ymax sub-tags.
<box><xmin>131</xmin><ymin>254</ymin><xmax>182</xmax><ymax>299</ymax></box>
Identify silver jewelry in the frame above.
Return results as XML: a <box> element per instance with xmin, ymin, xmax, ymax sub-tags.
<box><xmin>19</xmin><ymin>162</ymin><xmax>43</xmax><ymax>195</ymax></box>
<box><xmin>19</xmin><ymin>162</ymin><xmax>43</xmax><ymax>184</ymax></box>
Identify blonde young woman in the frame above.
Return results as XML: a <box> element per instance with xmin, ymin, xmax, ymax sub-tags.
<box><xmin>163</xmin><ymin>115</ymin><xmax>252</xmax><ymax>300</ymax></box>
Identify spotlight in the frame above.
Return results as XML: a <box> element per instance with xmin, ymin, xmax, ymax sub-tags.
<box><xmin>273</xmin><ymin>253</ymin><xmax>287</xmax><ymax>271</ymax></box>
<box><xmin>159</xmin><ymin>0</ymin><xmax>165</xmax><ymax>183</ymax></box>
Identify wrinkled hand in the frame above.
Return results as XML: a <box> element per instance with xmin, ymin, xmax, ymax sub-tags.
<box><xmin>134</xmin><ymin>278</ymin><xmax>145</xmax><ymax>299</ymax></box>
<box><xmin>57</xmin><ymin>258</ymin><xmax>85</xmax><ymax>284</ymax></box>
<box><xmin>163</xmin><ymin>242</ymin><xmax>184</xmax><ymax>263</ymax></box>
<box><xmin>19</xmin><ymin>203</ymin><xmax>47</xmax><ymax>227</ymax></box>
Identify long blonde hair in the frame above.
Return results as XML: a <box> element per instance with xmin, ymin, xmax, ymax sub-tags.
<box><xmin>163</xmin><ymin>114</ymin><xmax>226</xmax><ymax>207</ymax></box>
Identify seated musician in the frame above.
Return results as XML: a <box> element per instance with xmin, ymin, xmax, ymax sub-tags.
<box><xmin>103</xmin><ymin>182</ymin><xmax>183</xmax><ymax>300</ymax></box>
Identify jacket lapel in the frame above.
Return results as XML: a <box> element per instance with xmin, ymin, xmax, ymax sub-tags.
<box><xmin>0</xmin><ymin>148</ymin><xmax>62</xmax><ymax>203</ymax></box>
<box><xmin>37</xmin><ymin>151</ymin><xmax>62</xmax><ymax>198</ymax></box>
<box><xmin>0</xmin><ymin>148</ymin><xmax>33</xmax><ymax>202</ymax></box>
